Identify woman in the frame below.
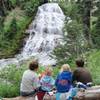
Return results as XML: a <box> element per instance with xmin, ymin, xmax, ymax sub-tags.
<box><xmin>20</xmin><ymin>60</ymin><xmax>40</xmax><ymax>97</ymax></box>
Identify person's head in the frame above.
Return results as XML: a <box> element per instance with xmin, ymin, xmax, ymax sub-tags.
<box><xmin>29</xmin><ymin>60</ymin><xmax>39</xmax><ymax>71</ymax></box>
<box><xmin>76</xmin><ymin>59</ymin><xmax>84</xmax><ymax>67</ymax></box>
<box><xmin>60</xmin><ymin>64</ymin><xmax>71</xmax><ymax>72</ymax></box>
<box><xmin>45</xmin><ymin>66</ymin><xmax>53</xmax><ymax>76</ymax></box>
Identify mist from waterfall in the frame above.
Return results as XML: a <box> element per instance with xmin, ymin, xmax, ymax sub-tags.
<box><xmin>0</xmin><ymin>3</ymin><xmax>65</xmax><ymax>68</ymax></box>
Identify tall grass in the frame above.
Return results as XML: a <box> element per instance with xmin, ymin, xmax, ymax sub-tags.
<box><xmin>87</xmin><ymin>50</ymin><xmax>100</xmax><ymax>85</ymax></box>
<box><xmin>0</xmin><ymin>65</ymin><xmax>25</xmax><ymax>97</ymax></box>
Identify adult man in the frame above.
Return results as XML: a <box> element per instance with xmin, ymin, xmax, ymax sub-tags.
<box><xmin>72</xmin><ymin>59</ymin><xmax>92</xmax><ymax>85</ymax></box>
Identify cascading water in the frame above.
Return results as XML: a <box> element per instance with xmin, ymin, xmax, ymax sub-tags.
<box><xmin>0</xmin><ymin>3</ymin><xmax>65</xmax><ymax>68</ymax></box>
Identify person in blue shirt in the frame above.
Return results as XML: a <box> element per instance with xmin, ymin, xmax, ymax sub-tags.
<box><xmin>55</xmin><ymin>64</ymin><xmax>72</xmax><ymax>100</ymax></box>
<box><xmin>37</xmin><ymin>66</ymin><xmax>55</xmax><ymax>100</ymax></box>
<box><xmin>40</xmin><ymin>67</ymin><xmax>55</xmax><ymax>92</ymax></box>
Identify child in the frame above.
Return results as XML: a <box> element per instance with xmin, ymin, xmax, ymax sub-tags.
<box><xmin>37</xmin><ymin>66</ymin><xmax>55</xmax><ymax>100</ymax></box>
<box><xmin>55</xmin><ymin>64</ymin><xmax>72</xmax><ymax>100</ymax></box>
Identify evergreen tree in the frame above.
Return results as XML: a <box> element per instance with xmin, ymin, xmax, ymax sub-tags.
<box><xmin>77</xmin><ymin>0</ymin><xmax>93</xmax><ymax>47</ymax></box>
<box><xmin>92</xmin><ymin>1</ymin><xmax>100</xmax><ymax>48</ymax></box>
<box><xmin>52</xmin><ymin>20</ymin><xmax>84</xmax><ymax>65</ymax></box>
<box><xmin>92</xmin><ymin>17</ymin><xmax>100</xmax><ymax>48</ymax></box>
<box><xmin>0</xmin><ymin>0</ymin><xmax>13</xmax><ymax>16</ymax></box>
<box><xmin>0</xmin><ymin>17</ymin><xmax>4</xmax><ymax>49</ymax></box>
<box><xmin>52</xmin><ymin>0</ymin><xmax>86</xmax><ymax>65</ymax></box>
<box><xmin>0</xmin><ymin>0</ymin><xmax>6</xmax><ymax>16</ymax></box>
<box><xmin>0</xmin><ymin>17</ymin><xmax>4</xmax><ymax>34</ymax></box>
<box><xmin>5</xmin><ymin>17</ymin><xmax>18</xmax><ymax>40</ymax></box>
<box><xmin>83</xmin><ymin>0</ymin><xmax>93</xmax><ymax>47</ymax></box>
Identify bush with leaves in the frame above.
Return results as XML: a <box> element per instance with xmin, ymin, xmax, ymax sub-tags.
<box><xmin>91</xmin><ymin>1</ymin><xmax>100</xmax><ymax>49</ymax></box>
<box><xmin>20</xmin><ymin>0</ymin><xmax>39</xmax><ymax>16</ymax></box>
<box><xmin>5</xmin><ymin>17</ymin><xmax>18</xmax><ymax>40</ymax></box>
<box><xmin>0</xmin><ymin>65</ymin><xmax>26</xmax><ymax>97</ymax></box>
<box><xmin>92</xmin><ymin>17</ymin><xmax>100</xmax><ymax>49</ymax></box>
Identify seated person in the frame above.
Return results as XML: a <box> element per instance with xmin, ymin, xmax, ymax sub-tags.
<box><xmin>20</xmin><ymin>60</ymin><xmax>40</xmax><ymax>97</ymax></box>
<box><xmin>55</xmin><ymin>64</ymin><xmax>72</xmax><ymax>100</ymax></box>
<box><xmin>37</xmin><ymin>66</ymin><xmax>55</xmax><ymax>100</ymax></box>
<box><xmin>72</xmin><ymin>59</ymin><xmax>93</xmax><ymax>88</ymax></box>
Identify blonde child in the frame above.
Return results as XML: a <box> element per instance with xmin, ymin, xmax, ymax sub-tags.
<box><xmin>55</xmin><ymin>64</ymin><xmax>72</xmax><ymax>100</ymax></box>
<box><xmin>37</xmin><ymin>66</ymin><xmax>55</xmax><ymax>100</ymax></box>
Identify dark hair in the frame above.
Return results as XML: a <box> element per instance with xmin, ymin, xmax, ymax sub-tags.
<box><xmin>76</xmin><ymin>59</ymin><xmax>84</xmax><ymax>67</ymax></box>
<box><xmin>29</xmin><ymin>60</ymin><xmax>38</xmax><ymax>70</ymax></box>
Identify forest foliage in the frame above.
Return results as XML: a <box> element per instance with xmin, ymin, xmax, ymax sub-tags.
<box><xmin>0</xmin><ymin>0</ymin><xmax>40</xmax><ymax>58</ymax></box>
<box><xmin>52</xmin><ymin>0</ymin><xmax>100</xmax><ymax>65</ymax></box>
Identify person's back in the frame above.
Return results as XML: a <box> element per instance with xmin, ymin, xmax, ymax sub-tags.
<box><xmin>55</xmin><ymin>71</ymin><xmax>72</xmax><ymax>93</ymax></box>
<box><xmin>40</xmin><ymin>67</ymin><xmax>55</xmax><ymax>92</ymax></box>
<box><xmin>20</xmin><ymin>69</ymin><xmax>39</xmax><ymax>92</ymax></box>
<box><xmin>73</xmin><ymin>67</ymin><xmax>92</xmax><ymax>84</ymax></box>
<box><xmin>72</xmin><ymin>59</ymin><xmax>92</xmax><ymax>85</ymax></box>
<box><xmin>37</xmin><ymin>66</ymin><xmax>55</xmax><ymax>100</ymax></box>
<box><xmin>55</xmin><ymin>64</ymin><xmax>72</xmax><ymax>100</ymax></box>
<box><xmin>20</xmin><ymin>60</ymin><xmax>40</xmax><ymax>96</ymax></box>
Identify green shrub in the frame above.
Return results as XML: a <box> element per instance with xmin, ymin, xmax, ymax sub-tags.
<box><xmin>87</xmin><ymin>50</ymin><xmax>100</xmax><ymax>85</ymax></box>
<box><xmin>9</xmin><ymin>0</ymin><xmax>17</xmax><ymax>7</ymax></box>
<box><xmin>0</xmin><ymin>83</ymin><xmax>19</xmax><ymax>97</ymax></box>
<box><xmin>0</xmin><ymin>65</ymin><xmax>26</xmax><ymax>97</ymax></box>
<box><xmin>92</xmin><ymin>17</ymin><xmax>100</xmax><ymax>49</ymax></box>
<box><xmin>5</xmin><ymin>17</ymin><xmax>18</xmax><ymax>39</ymax></box>
<box><xmin>23</xmin><ymin>0</ymin><xmax>39</xmax><ymax>16</ymax></box>
<box><xmin>0</xmin><ymin>8</ymin><xmax>32</xmax><ymax>58</ymax></box>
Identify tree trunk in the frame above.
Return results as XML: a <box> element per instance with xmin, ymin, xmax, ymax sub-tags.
<box><xmin>3</xmin><ymin>86</ymin><xmax>100</xmax><ymax>100</ymax></box>
<box><xmin>0</xmin><ymin>0</ymin><xmax>6</xmax><ymax>16</ymax></box>
<box><xmin>82</xmin><ymin>0</ymin><xmax>93</xmax><ymax>47</ymax></box>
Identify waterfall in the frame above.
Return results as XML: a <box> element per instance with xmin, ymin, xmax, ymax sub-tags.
<box><xmin>0</xmin><ymin>3</ymin><xmax>65</xmax><ymax>68</ymax></box>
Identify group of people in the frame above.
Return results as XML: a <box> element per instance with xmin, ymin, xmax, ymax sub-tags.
<box><xmin>20</xmin><ymin>59</ymin><xmax>92</xmax><ymax>100</ymax></box>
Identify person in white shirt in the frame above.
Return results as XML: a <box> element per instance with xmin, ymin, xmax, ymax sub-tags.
<box><xmin>20</xmin><ymin>60</ymin><xmax>40</xmax><ymax>96</ymax></box>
